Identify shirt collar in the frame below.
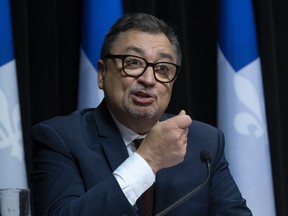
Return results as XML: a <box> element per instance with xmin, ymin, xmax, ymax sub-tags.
<box><xmin>108</xmin><ymin>109</ymin><xmax>146</xmax><ymax>146</ymax></box>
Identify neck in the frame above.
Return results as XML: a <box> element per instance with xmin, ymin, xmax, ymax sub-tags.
<box><xmin>113</xmin><ymin>112</ymin><xmax>160</xmax><ymax>135</ymax></box>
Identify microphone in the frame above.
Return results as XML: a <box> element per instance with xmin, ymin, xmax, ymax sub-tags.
<box><xmin>155</xmin><ymin>150</ymin><xmax>212</xmax><ymax>216</ymax></box>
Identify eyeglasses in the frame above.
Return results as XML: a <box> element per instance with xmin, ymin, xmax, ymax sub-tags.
<box><xmin>104</xmin><ymin>54</ymin><xmax>180</xmax><ymax>83</ymax></box>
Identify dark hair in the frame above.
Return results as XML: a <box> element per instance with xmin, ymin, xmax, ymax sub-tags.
<box><xmin>100</xmin><ymin>12</ymin><xmax>182</xmax><ymax>65</ymax></box>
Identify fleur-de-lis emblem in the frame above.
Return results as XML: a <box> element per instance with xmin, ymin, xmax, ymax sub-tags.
<box><xmin>0</xmin><ymin>87</ymin><xmax>24</xmax><ymax>161</ymax></box>
<box><xmin>233</xmin><ymin>74</ymin><xmax>265</xmax><ymax>138</ymax></box>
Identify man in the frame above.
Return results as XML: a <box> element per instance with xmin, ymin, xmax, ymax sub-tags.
<box><xmin>30</xmin><ymin>13</ymin><xmax>252</xmax><ymax>215</ymax></box>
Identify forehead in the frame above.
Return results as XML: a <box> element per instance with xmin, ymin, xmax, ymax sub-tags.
<box><xmin>111</xmin><ymin>30</ymin><xmax>177</xmax><ymax>61</ymax></box>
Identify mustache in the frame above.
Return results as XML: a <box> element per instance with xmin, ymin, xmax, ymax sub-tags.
<box><xmin>130</xmin><ymin>85</ymin><xmax>158</xmax><ymax>98</ymax></box>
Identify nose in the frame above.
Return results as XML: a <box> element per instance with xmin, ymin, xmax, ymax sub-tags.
<box><xmin>137</xmin><ymin>65</ymin><xmax>157</xmax><ymax>86</ymax></box>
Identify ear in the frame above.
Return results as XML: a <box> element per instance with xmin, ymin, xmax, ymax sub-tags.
<box><xmin>97</xmin><ymin>60</ymin><xmax>105</xmax><ymax>89</ymax></box>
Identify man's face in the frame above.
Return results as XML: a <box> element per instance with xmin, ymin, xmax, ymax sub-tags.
<box><xmin>98</xmin><ymin>30</ymin><xmax>178</xmax><ymax>131</ymax></box>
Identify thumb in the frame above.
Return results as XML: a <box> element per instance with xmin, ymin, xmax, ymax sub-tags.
<box><xmin>167</xmin><ymin>110</ymin><xmax>192</xmax><ymax>129</ymax></box>
<box><xmin>178</xmin><ymin>110</ymin><xmax>186</xmax><ymax>116</ymax></box>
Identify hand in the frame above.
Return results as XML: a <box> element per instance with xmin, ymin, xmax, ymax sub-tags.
<box><xmin>137</xmin><ymin>110</ymin><xmax>192</xmax><ymax>173</ymax></box>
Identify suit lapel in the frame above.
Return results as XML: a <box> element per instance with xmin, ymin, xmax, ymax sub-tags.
<box><xmin>92</xmin><ymin>101</ymin><xmax>129</xmax><ymax>172</ymax></box>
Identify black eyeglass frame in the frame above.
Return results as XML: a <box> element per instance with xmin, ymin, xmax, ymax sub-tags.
<box><xmin>103</xmin><ymin>54</ymin><xmax>181</xmax><ymax>83</ymax></box>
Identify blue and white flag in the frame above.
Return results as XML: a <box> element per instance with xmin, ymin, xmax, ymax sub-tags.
<box><xmin>217</xmin><ymin>1</ymin><xmax>275</xmax><ymax>215</ymax></box>
<box><xmin>78</xmin><ymin>0</ymin><xmax>123</xmax><ymax>109</ymax></box>
<box><xmin>0</xmin><ymin>0</ymin><xmax>28</xmax><ymax>189</ymax></box>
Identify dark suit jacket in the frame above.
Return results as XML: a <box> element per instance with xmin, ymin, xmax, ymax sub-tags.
<box><xmin>30</xmin><ymin>101</ymin><xmax>252</xmax><ymax>216</ymax></box>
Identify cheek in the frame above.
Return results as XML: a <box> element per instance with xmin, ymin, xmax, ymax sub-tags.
<box><xmin>103</xmin><ymin>75</ymin><xmax>132</xmax><ymax>99</ymax></box>
<box><xmin>158</xmin><ymin>84</ymin><xmax>173</xmax><ymax>105</ymax></box>
<box><xmin>161</xmin><ymin>82</ymin><xmax>173</xmax><ymax>96</ymax></box>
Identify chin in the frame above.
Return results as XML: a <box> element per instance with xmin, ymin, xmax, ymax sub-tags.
<box><xmin>128</xmin><ymin>106</ymin><xmax>157</xmax><ymax>119</ymax></box>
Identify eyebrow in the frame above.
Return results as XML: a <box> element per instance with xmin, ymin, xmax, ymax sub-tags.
<box><xmin>123</xmin><ymin>46</ymin><xmax>174</xmax><ymax>61</ymax></box>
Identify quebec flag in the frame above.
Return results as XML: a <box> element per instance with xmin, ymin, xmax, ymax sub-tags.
<box><xmin>0</xmin><ymin>0</ymin><xmax>28</xmax><ymax>188</ymax></box>
<box><xmin>78</xmin><ymin>0</ymin><xmax>123</xmax><ymax>109</ymax></box>
<box><xmin>217</xmin><ymin>0</ymin><xmax>276</xmax><ymax>215</ymax></box>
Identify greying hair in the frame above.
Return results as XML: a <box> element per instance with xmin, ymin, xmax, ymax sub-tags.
<box><xmin>100</xmin><ymin>12</ymin><xmax>182</xmax><ymax>65</ymax></box>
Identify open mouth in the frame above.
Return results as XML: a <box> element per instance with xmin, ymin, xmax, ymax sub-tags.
<box><xmin>132</xmin><ymin>91</ymin><xmax>156</xmax><ymax>105</ymax></box>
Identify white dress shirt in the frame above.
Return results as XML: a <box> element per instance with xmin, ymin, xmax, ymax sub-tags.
<box><xmin>110</xmin><ymin>112</ymin><xmax>155</xmax><ymax>205</ymax></box>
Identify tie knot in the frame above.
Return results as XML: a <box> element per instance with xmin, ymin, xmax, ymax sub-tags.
<box><xmin>134</xmin><ymin>139</ymin><xmax>143</xmax><ymax>149</ymax></box>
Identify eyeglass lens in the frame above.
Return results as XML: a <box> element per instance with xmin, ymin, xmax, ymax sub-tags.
<box><xmin>122</xmin><ymin>55</ymin><xmax>177</xmax><ymax>82</ymax></box>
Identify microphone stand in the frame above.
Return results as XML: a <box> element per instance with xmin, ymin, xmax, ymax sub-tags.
<box><xmin>155</xmin><ymin>151</ymin><xmax>211</xmax><ymax>216</ymax></box>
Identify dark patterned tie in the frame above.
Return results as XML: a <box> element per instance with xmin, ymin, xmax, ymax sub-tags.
<box><xmin>134</xmin><ymin>139</ymin><xmax>155</xmax><ymax>216</ymax></box>
<box><xmin>134</xmin><ymin>138</ymin><xmax>143</xmax><ymax>149</ymax></box>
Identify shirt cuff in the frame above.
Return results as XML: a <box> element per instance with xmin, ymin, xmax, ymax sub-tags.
<box><xmin>113</xmin><ymin>152</ymin><xmax>155</xmax><ymax>205</ymax></box>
